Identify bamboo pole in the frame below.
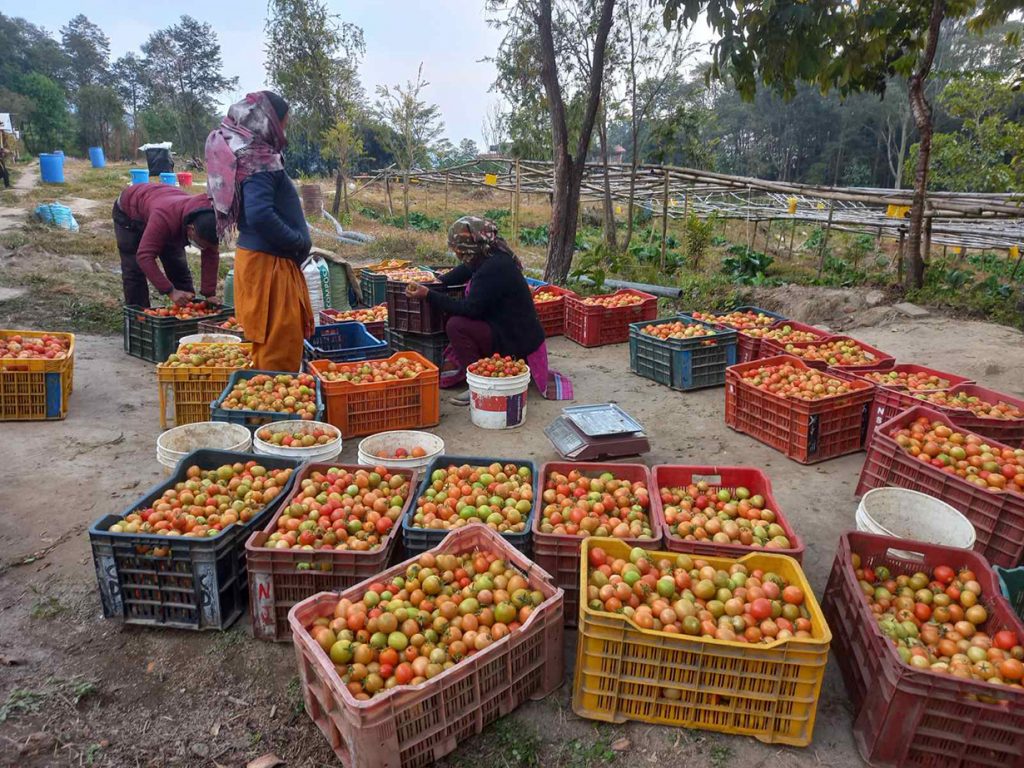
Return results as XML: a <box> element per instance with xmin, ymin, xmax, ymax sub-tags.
<box><xmin>444</xmin><ymin>171</ymin><xmax>450</xmax><ymax>225</ymax></box>
<box><xmin>661</xmin><ymin>169</ymin><xmax>670</xmax><ymax>271</ymax></box>
<box><xmin>513</xmin><ymin>158</ymin><xmax>521</xmax><ymax>246</ymax></box>
<box><xmin>787</xmin><ymin>218</ymin><xmax>797</xmax><ymax>260</ymax></box>
<box><xmin>816</xmin><ymin>202</ymin><xmax>836</xmax><ymax>280</ymax></box>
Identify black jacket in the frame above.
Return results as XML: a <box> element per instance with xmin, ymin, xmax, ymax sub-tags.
<box><xmin>237</xmin><ymin>170</ymin><xmax>312</xmax><ymax>264</ymax></box>
<box><xmin>427</xmin><ymin>254</ymin><xmax>546</xmax><ymax>359</ymax></box>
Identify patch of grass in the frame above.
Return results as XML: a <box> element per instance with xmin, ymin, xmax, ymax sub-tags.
<box><xmin>30</xmin><ymin>593</ymin><xmax>64</xmax><ymax>620</ymax></box>
<box><xmin>564</xmin><ymin>736</ymin><xmax>616</xmax><ymax>768</ymax></box>
<box><xmin>0</xmin><ymin>688</ymin><xmax>47</xmax><ymax>722</ymax></box>
<box><xmin>709</xmin><ymin>744</ymin><xmax>733</xmax><ymax>768</ymax></box>
<box><xmin>0</xmin><ymin>677</ymin><xmax>97</xmax><ymax>722</ymax></box>
<box><xmin>85</xmin><ymin>743</ymin><xmax>105</xmax><ymax>766</ymax></box>
<box><xmin>212</xmin><ymin>627</ymin><xmax>246</xmax><ymax>652</ymax></box>
<box><xmin>286</xmin><ymin>676</ymin><xmax>304</xmax><ymax>717</ymax></box>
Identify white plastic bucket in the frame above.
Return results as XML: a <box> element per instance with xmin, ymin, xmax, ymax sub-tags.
<box><xmin>253</xmin><ymin>420</ymin><xmax>342</xmax><ymax>463</ymax></box>
<box><xmin>856</xmin><ymin>487</ymin><xmax>976</xmax><ymax>559</ymax></box>
<box><xmin>178</xmin><ymin>333</ymin><xmax>242</xmax><ymax>345</ymax></box>
<box><xmin>465</xmin><ymin>368</ymin><xmax>531</xmax><ymax>430</ymax></box>
<box><xmin>357</xmin><ymin>430</ymin><xmax>445</xmax><ymax>472</ymax></box>
<box><xmin>157</xmin><ymin>421</ymin><xmax>251</xmax><ymax>474</ymax></box>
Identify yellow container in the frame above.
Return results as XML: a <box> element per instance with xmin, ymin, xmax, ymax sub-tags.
<box><xmin>156</xmin><ymin>342</ymin><xmax>252</xmax><ymax>428</ymax></box>
<box><xmin>0</xmin><ymin>329</ymin><xmax>75</xmax><ymax>420</ymax></box>
<box><xmin>572</xmin><ymin>537</ymin><xmax>831</xmax><ymax>747</ymax></box>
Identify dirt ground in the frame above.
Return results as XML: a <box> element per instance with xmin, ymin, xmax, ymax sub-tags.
<box><xmin>2</xmin><ymin>306</ymin><xmax>1023</xmax><ymax>768</ymax></box>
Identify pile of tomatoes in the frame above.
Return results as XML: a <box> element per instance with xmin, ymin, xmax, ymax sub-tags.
<box><xmin>0</xmin><ymin>333</ymin><xmax>71</xmax><ymax>360</ymax></box>
<box><xmin>538</xmin><ymin>469</ymin><xmax>654</xmax><ymax>539</ymax></box>
<box><xmin>690</xmin><ymin>310</ymin><xmax>777</xmax><ymax>331</ymax></box>
<box><xmin>738</xmin><ymin>361</ymin><xmax>861</xmax><ymax>401</ymax></box>
<box><xmin>779</xmin><ymin>339</ymin><xmax>881</xmax><ymax>367</ymax></box>
<box><xmin>468</xmin><ymin>354</ymin><xmax>528</xmax><ymax>378</ymax></box>
<box><xmin>852</xmin><ymin>553</ymin><xmax>1024</xmax><ymax>685</ymax></box>
<box><xmin>219</xmin><ymin>373</ymin><xmax>319</xmax><ymax>417</ymax></box>
<box><xmin>411</xmin><ymin>463</ymin><xmax>534</xmax><ymax>532</ymax></box>
<box><xmin>748</xmin><ymin>324</ymin><xmax>823</xmax><ymax>344</ymax></box>
<box><xmin>305</xmin><ymin>549</ymin><xmax>547</xmax><ymax>698</ymax></box>
<box><xmin>215</xmin><ymin>316</ymin><xmax>244</xmax><ymax>333</ymax></box>
<box><xmin>375</xmin><ymin>446</ymin><xmax>428</xmax><ymax>459</ymax></box>
<box><xmin>585</xmin><ymin>547</ymin><xmax>813</xmax><ymax>643</ymax></box>
<box><xmin>107</xmin><ymin>462</ymin><xmax>293</xmax><ymax>546</ymax></box>
<box><xmin>322</xmin><ymin>304</ymin><xmax>388</xmax><ymax>324</ymax></box>
<box><xmin>164</xmin><ymin>342</ymin><xmax>250</xmax><ymax>369</ymax></box>
<box><xmin>533</xmin><ymin>291</ymin><xmax>563</xmax><ymax>304</ymax></box>
<box><xmin>661</xmin><ymin>482</ymin><xmax>793</xmax><ymax>549</ymax></box>
<box><xmin>890</xmin><ymin>417</ymin><xmax>1024</xmax><ymax>492</ymax></box>
<box><xmin>863</xmin><ymin>369</ymin><xmax>953</xmax><ymax>391</ymax></box>
<box><xmin>317</xmin><ymin>357</ymin><xmax>429</xmax><ymax>384</ymax></box>
<box><xmin>581</xmin><ymin>293</ymin><xmax>645</xmax><ymax>308</ymax></box>
<box><xmin>142</xmin><ymin>301</ymin><xmax>220</xmax><ymax>319</ymax></box>
<box><xmin>386</xmin><ymin>269</ymin><xmax>437</xmax><ymax>283</ymax></box>
<box><xmin>911</xmin><ymin>390</ymin><xmax>1024</xmax><ymax>420</ymax></box>
<box><xmin>640</xmin><ymin>321</ymin><xmax>718</xmax><ymax>344</ymax></box>
<box><xmin>262</xmin><ymin>466</ymin><xmax>411</xmax><ymax>553</ymax></box>
<box><xmin>256</xmin><ymin>424</ymin><xmax>338</xmax><ymax>448</ymax></box>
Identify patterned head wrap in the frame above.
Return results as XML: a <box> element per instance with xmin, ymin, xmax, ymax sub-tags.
<box><xmin>447</xmin><ymin>215</ymin><xmax>524</xmax><ymax>271</ymax></box>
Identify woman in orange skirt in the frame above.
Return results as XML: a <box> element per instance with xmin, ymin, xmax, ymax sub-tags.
<box><xmin>205</xmin><ymin>91</ymin><xmax>312</xmax><ymax>371</ymax></box>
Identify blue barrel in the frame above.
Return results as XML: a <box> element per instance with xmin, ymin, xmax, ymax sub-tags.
<box><xmin>53</xmin><ymin>150</ymin><xmax>65</xmax><ymax>158</ymax></box>
<box><xmin>88</xmin><ymin>146</ymin><xmax>106</xmax><ymax>168</ymax></box>
<box><xmin>39</xmin><ymin>154</ymin><xmax>65</xmax><ymax>184</ymax></box>
<box><xmin>130</xmin><ymin>169</ymin><xmax>149</xmax><ymax>185</ymax></box>
<box><xmin>159</xmin><ymin>172</ymin><xmax>178</xmax><ymax>185</ymax></box>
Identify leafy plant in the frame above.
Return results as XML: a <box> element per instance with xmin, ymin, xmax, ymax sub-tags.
<box><xmin>684</xmin><ymin>212</ymin><xmax>717</xmax><ymax>268</ymax></box>
<box><xmin>978</xmin><ymin>274</ymin><xmax>1012</xmax><ymax>300</ymax></box>
<box><xmin>942</xmin><ymin>268</ymin><xmax>972</xmax><ymax>292</ymax></box>
<box><xmin>519</xmin><ymin>224</ymin><xmax>550</xmax><ymax>246</ymax></box>
<box><xmin>722</xmin><ymin>245</ymin><xmax>775</xmax><ymax>285</ymax></box>
<box><xmin>482</xmin><ymin>208</ymin><xmax>511</xmax><ymax>222</ymax></box>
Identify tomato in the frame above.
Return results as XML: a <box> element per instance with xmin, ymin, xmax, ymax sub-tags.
<box><xmin>933</xmin><ymin>565</ymin><xmax>955</xmax><ymax>585</ymax></box>
<box><xmin>994</xmin><ymin>630</ymin><xmax>1019</xmax><ymax>651</ymax></box>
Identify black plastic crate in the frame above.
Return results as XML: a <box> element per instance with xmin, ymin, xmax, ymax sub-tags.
<box><xmin>629</xmin><ymin>316</ymin><xmax>738</xmax><ymax>390</ymax></box>
<box><xmin>123</xmin><ymin>304</ymin><xmax>234</xmax><ymax>363</ymax></box>
<box><xmin>385</xmin><ymin>327</ymin><xmax>447</xmax><ymax>367</ymax></box>
<box><xmin>386</xmin><ymin>280</ymin><xmax>466</xmax><ymax>334</ymax></box>
<box><xmin>302</xmin><ymin>320</ymin><xmax>390</xmax><ymax>363</ymax></box>
<box><xmin>210</xmin><ymin>369</ymin><xmax>325</xmax><ymax>432</ymax></box>
<box><xmin>89</xmin><ymin>449</ymin><xmax>301</xmax><ymax>630</ymax></box>
<box><xmin>402</xmin><ymin>454</ymin><xmax>539</xmax><ymax>557</ymax></box>
<box><xmin>359</xmin><ymin>269</ymin><xmax>390</xmax><ymax>306</ymax></box>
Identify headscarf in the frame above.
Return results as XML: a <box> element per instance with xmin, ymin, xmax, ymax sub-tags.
<box><xmin>447</xmin><ymin>216</ymin><xmax>523</xmax><ymax>270</ymax></box>
<box><xmin>204</xmin><ymin>91</ymin><xmax>288</xmax><ymax>236</ymax></box>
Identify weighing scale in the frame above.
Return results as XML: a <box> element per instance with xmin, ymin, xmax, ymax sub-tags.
<box><xmin>544</xmin><ymin>404</ymin><xmax>651</xmax><ymax>460</ymax></box>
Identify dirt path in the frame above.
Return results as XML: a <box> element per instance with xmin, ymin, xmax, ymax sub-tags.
<box><xmin>1</xmin><ymin>313</ymin><xmax>1022</xmax><ymax>767</ymax></box>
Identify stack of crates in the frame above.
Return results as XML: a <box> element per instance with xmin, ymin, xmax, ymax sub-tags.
<box><xmin>385</xmin><ymin>277</ymin><xmax>466</xmax><ymax>367</ymax></box>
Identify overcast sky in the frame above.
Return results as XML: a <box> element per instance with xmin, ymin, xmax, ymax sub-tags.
<box><xmin>17</xmin><ymin>1</ymin><xmax>506</xmax><ymax>147</ymax></box>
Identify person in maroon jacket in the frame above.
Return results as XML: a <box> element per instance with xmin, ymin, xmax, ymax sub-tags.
<box><xmin>111</xmin><ymin>184</ymin><xmax>221</xmax><ymax>307</ymax></box>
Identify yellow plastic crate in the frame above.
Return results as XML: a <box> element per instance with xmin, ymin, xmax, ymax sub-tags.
<box><xmin>0</xmin><ymin>330</ymin><xmax>75</xmax><ymax>420</ymax></box>
<box><xmin>156</xmin><ymin>342</ymin><xmax>252</xmax><ymax>428</ymax></box>
<box><xmin>572</xmin><ymin>537</ymin><xmax>831</xmax><ymax>747</ymax></box>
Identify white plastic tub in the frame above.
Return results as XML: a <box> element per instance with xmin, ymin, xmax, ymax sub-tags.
<box><xmin>357</xmin><ymin>430</ymin><xmax>445</xmax><ymax>472</ymax></box>
<box><xmin>253</xmin><ymin>420</ymin><xmax>342</xmax><ymax>463</ymax></box>
<box><xmin>465</xmin><ymin>368</ymin><xmax>531</xmax><ymax>430</ymax></box>
<box><xmin>856</xmin><ymin>487</ymin><xmax>976</xmax><ymax>558</ymax></box>
<box><xmin>157</xmin><ymin>421</ymin><xmax>251</xmax><ymax>473</ymax></box>
<box><xmin>178</xmin><ymin>333</ymin><xmax>242</xmax><ymax>345</ymax></box>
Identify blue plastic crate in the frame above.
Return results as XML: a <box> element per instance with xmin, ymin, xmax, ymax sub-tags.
<box><xmin>402</xmin><ymin>454</ymin><xmax>539</xmax><ymax>557</ymax></box>
<box><xmin>629</xmin><ymin>316</ymin><xmax>738</xmax><ymax>391</ymax></box>
<box><xmin>303</xmin><ymin>320</ymin><xmax>389</xmax><ymax>363</ymax></box>
<box><xmin>525</xmin><ymin>276</ymin><xmax>548</xmax><ymax>289</ymax></box>
<box><xmin>88</xmin><ymin>449</ymin><xmax>301</xmax><ymax>630</ymax></box>
<box><xmin>210</xmin><ymin>369</ymin><xmax>324</xmax><ymax>432</ymax></box>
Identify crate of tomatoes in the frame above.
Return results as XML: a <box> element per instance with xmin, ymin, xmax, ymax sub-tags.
<box><xmin>318</xmin><ymin>304</ymin><xmax>388</xmax><ymax>340</ymax></box>
<box><xmin>246</xmin><ymin>462</ymin><xmax>418</xmax><ymax>642</ymax></box>
<box><xmin>289</xmin><ymin>524</ymin><xmax>563</xmax><ymax>768</ymax></box>
<box><xmin>823</xmin><ymin>530</ymin><xmax>1024</xmax><ymax>768</ymax></box>
<box><xmin>157</xmin><ymin>341</ymin><xmax>253</xmax><ymax>429</ymax></box>
<box><xmin>386</xmin><ymin>273</ymin><xmax>467</xmax><ymax>335</ymax></box>
<box><xmin>653</xmin><ymin>465</ymin><xmax>805</xmax><ymax>563</ymax></box>
<box><xmin>750</xmin><ymin>320</ymin><xmax>831</xmax><ymax>362</ymax></box>
<box><xmin>759</xmin><ymin>334</ymin><xmax>895</xmax><ymax>371</ymax></box>
<box><xmin>689</xmin><ymin>306</ymin><xmax>786</xmax><ymax>364</ymax></box>
<box><xmin>532</xmin><ymin>284</ymin><xmax>578</xmax><ymax>337</ymax></box>
<box><xmin>725</xmin><ymin>355</ymin><xmax>875</xmax><ymax>464</ymax></box>
<box><xmin>198</xmin><ymin>315</ymin><xmax>247</xmax><ymax>340</ymax></box>
<box><xmin>902</xmin><ymin>383</ymin><xmax>1024</xmax><ymax>449</ymax></box>
<box><xmin>211</xmin><ymin>370</ymin><xmax>324</xmax><ymax>432</ymax></box>
<box><xmin>857</xmin><ymin>406</ymin><xmax>1024</xmax><ymax>568</ymax></box>
<box><xmin>573</xmin><ymin>537</ymin><xmax>830</xmax><ymax>746</ymax></box>
<box><xmin>629</xmin><ymin>315</ymin><xmax>737</xmax><ymax>390</ymax></box>
<box><xmin>123</xmin><ymin>301</ymin><xmax>233</xmax><ymax>363</ymax></box>
<box><xmin>532</xmin><ymin>462</ymin><xmax>663</xmax><ymax>626</ymax></box>
<box><xmin>0</xmin><ymin>329</ymin><xmax>75</xmax><ymax>420</ymax></box>
<box><xmin>564</xmin><ymin>289</ymin><xmax>658</xmax><ymax>347</ymax></box>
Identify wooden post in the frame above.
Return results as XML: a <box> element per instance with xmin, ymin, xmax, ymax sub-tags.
<box><xmin>384</xmin><ymin>170</ymin><xmax>394</xmax><ymax>217</ymax></box>
<box><xmin>745</xmin><ymin>186</ymin><xmax>753</xmax><ymax>251</ymax></box>
<box><xmin>681</xmin><ymin>189</ymin><xmax>691</xmax><ymax>260</ymax></box>
<box><xmin>513</xmin><ymin>158</ymin><xmax>521</xmax><ymax>246</ymax></box>
<box><xmin>444</xmin><ymin>171</ymin><xmax>450</xmax><ymax>224</ymax></box>
<box><xmin>875</xmin><ymin>226</ymin><xmax>883</xmax><ymax>258</ymax></box>
<box><xmin>1011</xmin><ymin>249</ymin><xmax>1024</xmax><ymax>280</ymax></box>
<box><xmin>897</xmin><ymin>230</ymin><xmax>905</xmax><ymax>283</ymax></box>
<box><xmin>787</xmin><ymin>218</ymin><xmax>797</xmax><ymax>260</ymax></box>
<box><xmin>816</xmin><ymin>202</ymin><xmax>835</xmax><ymax>280</ymax></box>
<box><xmin>764</xmin><ymin>219</ymin><xmax>773</xmax><ymax>255</ymax></box>
<box><xmin>660</xmin><ymin>169</ymin><xmax>670</xmax><ymax>271</ymax></box>
<box><xmin>923</xmin><ymin>217</ymin><xmax>932</xmax><ymax>265</ymax></box>
<box><xmin>942</xmin><ymin>245</ymin><xmax>948</xmax><ymax>261</ymax></box>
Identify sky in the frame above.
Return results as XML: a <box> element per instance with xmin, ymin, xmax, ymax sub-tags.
<box><xmin>15</xmin><ymin>1</ymin><xmax>506</xmax><ymax>147</ymax></box>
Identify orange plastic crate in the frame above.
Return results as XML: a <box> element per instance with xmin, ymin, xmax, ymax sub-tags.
<box><xmin>156</xmin><ymin>342</ymin><xmax>253</xmax><ymax>428</ymax></box>
<box><xmin>0</xmin><ymin>329</ymin><xmax>75</xmax><ymax>420</ymax></box>
<box><xmin>307</xmin><ymin>352</ymin><xmax>440</xmax><ymax>438</ymax></box>
<box><xmin>564</xmin><ymin>289</ymin><xmax>658</xmax><ymax>347</ymax></box>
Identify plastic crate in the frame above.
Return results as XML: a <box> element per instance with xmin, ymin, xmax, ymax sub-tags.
<box><xmin>695</xmin><ymin>306</ymin><xmax>787</xmax><ymax>364</ymax></box>
<box><xmin>532</xmin><ymin>284</ymin><xmax>578</xmax><ymax>337</ymax></box>
<box><xmin>532</xmin><ymin>462</ymin><xmax>664</xmax><ymax>627</ymax></box>
<box><xmin>996</xmin><ymin>565</ymin><xmax>1024</xmax><ymax>621</ymax></box>
<box><xmin>386</xmin><ymin>280</ymin><xmax>467</xmax><ymax>334</ymax></box>
<box><xmin>918</xmin><ymin>383</ymin><xmax>1024</xmax><ymax>448</ymax></box>
<box><xmin>89</xmin><ymin>449</ymin><xmax>300</xmax><ymax>630</ymax></box>
<box><xmin>385</xmin><ymin>328</ymin><xmax>447</xmax><ymax>367</ymax></box>
<box><xmin>156</xmin><ymin>342</ymin><xmax>253</xmax><ymax>429</ymax></box>
<box><xmin>289</xmin><ymin>525</ymin><xmax>564</xmax><ymax>768</ymax></box>
<box><xmin>303</xmin><ymin>321</ymin><xmax>389</xmax><ymax>364</ymax></box>
<box><xmin>525</xmin><ymin>276</ymin><xmax>548</xmax><ymax>289</ymax></box>
<box><xmin>197</xmin><ymin>317</ymin><xmax>248</xmax><ymax>341</ymax></box>
<box><xmin>652</xmin><ymin>465</ymin><xmax>805</xmax><ymax>562</ymax></box>
<box><xmin>629</xmin><ymin>316</ymin><xmax>738</xmax><ymax>390</ymax></box>
<box><xmin>123</xmin><ymin>304</ymin><xmax>233</xmax><ymax>363</ymax></box>
<box><xmin>307</xmin><ymin>352</ymin><xmax>440</xmax><ymax>438</ymax></box>
<box><xmin>403</xmin><ymin>455</ymin><xmax>540</xmax><ymax>557</ymax></box>
<box><xmin>573</xmin><ymin>537</ymin><xmax>831</xmax><ymax>746</ymax></box>
<box><xmin>725</xmin><ymin>355</ymin><xmax>876</xmax><ymax>464</ymax></box>
<box><xmin>245</xmin><ymin>462</ymin><xmax>419</xmax><ymax>642</ymax></box>
<box><xmin>318</xmin><ymin>309</ymin><xmax>387</xmax><ymax>341</ymax></box>
<box><xmin>759</xmin><ymin>334</ymin><xmax>895</xmax><ymax>371</ymax></box>
<box><xmin>358</xmin><ymin>268</ymin><xmax>390</xmax><ymax>306</ymax></box>
<box><xmin>0</xmin><ymin>330</ymin><xmax>75</xmax><ymax>420</ymax></box>
<box><xmin>857</xmin><ymin>405</ymin><xmax>1024</xmax><ymax>568</ymax></box>
<box><xmin>750</xmin><ymin>320</ymin><xmax>831</xmax><ymax>362</ymax></box>
<box><xmin>564</xmin><ymin>289</ymin><xmax>658</xmax><ymax>347</ymax></box>
<box><xmin>823</xmin><ymin>530</ymin><xmax>1024</xmax><ymax>768</ymax></box>
<box><xmin>211</xmin><ymin>369</ymin><xmax>325</xmax><ymax>433</ymax></box>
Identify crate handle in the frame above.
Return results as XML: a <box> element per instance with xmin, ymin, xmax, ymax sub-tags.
<box><xmin>691</xmin><ymin>474</ymin><xmax>723</xmax><ymax>485</ymax></box>
<box><xmin>884</xmin><ymin>546</ymin><xmax>927</xmax><ymax>563</ymax></box>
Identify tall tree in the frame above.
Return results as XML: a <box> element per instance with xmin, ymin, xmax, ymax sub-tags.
<box><xmin>320</xmin><ymin>106</ymin><xmax>364</xmax><ymax>216</ymax></box>
<box><xmin>60</xmin><ymin>14</ymin><xmax>110</xmax><ymax>94</ymax></box>
<box><xmin>77</xmin><ymin>84</ymin><xmax>122</xmax><ymax>151</ymax></box>
<box><xmin>17</xmin><ymin>73</ymin><xmax>71</xmax><ymax>152</ymax></box>
<box><xmin>113</xmin><ymin>53</ymin><xmax>147</xmax><ymax>149</ymax></box>
<box><xmin>0</xmin><ymin>14</ymin><xmax>68</xmax><ymax>92</ymax></box>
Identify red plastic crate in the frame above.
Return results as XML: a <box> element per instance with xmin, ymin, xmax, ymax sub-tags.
<box><xmin>725</xmin><ymin>355</ymin><xmax>876</xmax><ymax>464</ymax></box>
<box><xmin>652</xmin><ymin>465</ymin><xmax>805</xmax><ymax>562</ymax></box>
<box><xmin>823</xmin><ymin>530</ymin><xmax>1024</xmax><ymax>768</ymax></box>
<box><xmin>564</xmin><ymin>289</ymin><xmax>658</xmax><ymax>347</ymax></box>
<box><xmin>532</xmin><ymin>462</ymin><xmax>663</xmax><ymax>627</ymax></box>
<box><xmin>911</xmin><ymin>383</ymin><xmax>1024</xmax><ymax>449</ymax></box>
<box><xmin>288</xmin><ymin>525</ymin><xmax>564</xmax><ymax>768</ymax></box>
<box><xmin>751</xmin><ymin>320</ymin><xmax>832</xmax><ymax>362</ymax></box>
<box><xmin>386</xmin><ymin>280</ymin><xmax>466</xmax><ymax>334</ymax></box>
<box><xmin>857</xmin><ymin>405</ymin><xmax>1024</xmax><ymax>568</ymax></box>
<box><xmin>245</xmin><ymin>462</ymin><xmax>418</xmax><ymax>642</ymax></box>
<box><xmin>318</xmin><ymin>308</ymin><xmax>387</xmax><ymax>341</ymax></box>
<box><xmin>532</xmin><ymin>284</ymin><xmax>578</xmax><ymax>337</ymax></box>
<box><xmin>759</xmin><ymin>335</ymin><xmax>895</xmax><ymax>371</ymax></box>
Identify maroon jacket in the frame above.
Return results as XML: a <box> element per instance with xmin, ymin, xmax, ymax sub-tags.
<box><xmin>117</xmin><ymin>185</ymin><xmax>219</xmax><ymax>296</ymax></box>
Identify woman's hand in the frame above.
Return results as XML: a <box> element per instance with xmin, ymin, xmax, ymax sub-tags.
<box><xmin>405</xmin><ymin>283</ymin><xmax>429</xmax><ymax>299</ymax></box>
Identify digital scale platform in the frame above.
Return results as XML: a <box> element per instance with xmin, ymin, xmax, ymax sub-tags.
<box><xmin>544</xmin><ymin>403</ymin><xmax>650</xmax><ymax>460</ymax></box>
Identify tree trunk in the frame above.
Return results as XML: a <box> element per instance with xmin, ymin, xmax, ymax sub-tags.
<box><xmin>545</xmin><ymin>157</ymin><xmax>586</xmax><ymax>283</ymax></box>
<box><xmin>894</xmin><ymin>111</ymin><xmax>910</xmax><ymax>190</ymax></box>
<box><xmin>904</xmin><ymin>0</ymin><xmax>945</xmax><ymax>291</ymax></box>
<box><xmin>332</xmin><ymin>171</ymin><xmax>343</xmax><ymax>217</ymax></box>
<box><xmin>341</xmin><ymin>174</ymin><xmax>349</xmax><ymax>216</ymax></box>
<box><xmin>598</xmin><ymin>109</ymin><xmax>617</xmax><ymax>252</ymax></box>
<box><xmin>403</xmin><ymin>172</ymin><xmax>410</xmax><ymax>227</ymax></box>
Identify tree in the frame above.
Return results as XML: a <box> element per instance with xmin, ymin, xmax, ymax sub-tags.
<box><xmin>113</xmin><ymin>53</ymin><xmax>147</xmax><ymax>149</ymax></box>
<box><xmin>17</xmin><ymin>73</ymin><xmax>71</xmax><ymax>152</ymax></box>
<box><xmin>481</xmin><ymin>102</ymin><xmax>508</xmax><ymax>153</ymax></box>
<box><xmin>321</xmin><ymin>108</ymin><xmax>364</xmax><ymax>216</ymax></box>
<box><xmin>77</xmin><ymin>84</ymin><xmax>122</xmax><ymax>152</ymax></box>
<box><xmin>374</xmin><ymin>64</ymin><xmax>445</xmax><ymax>225</ymax></box>
<box><xmin>60</xmin><ymin>14</ymin><xmax>110</xmax><ymax>94</ymax></box>
<box><xmin>0</xmin><ymin>14</ymin><xmax>68</xmax><ymax>93</ymax></box>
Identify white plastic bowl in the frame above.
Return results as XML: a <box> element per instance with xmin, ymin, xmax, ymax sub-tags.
<box><xmin>856</xmin><ymin>487</ymin><xmax>976</xmax><ymax>559</ymax></box>
<box><xmin>157</xmin><ymin>421</ymin><xmax>251</xmax><ymax>473</ymax></box>
<box><xmin>178</xmin><ymin>333</ymin><xmax>242</xmax><ymax>345</ymax></box>
<box><xmin>357</xmin><ymin>430</ymin><xmax>445</xmax><ymax>472</ymax></box>
<box><xmin>253</xmin><ymin>420</ymin><xmax>342</xmax><ymax>462</ymax></box>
